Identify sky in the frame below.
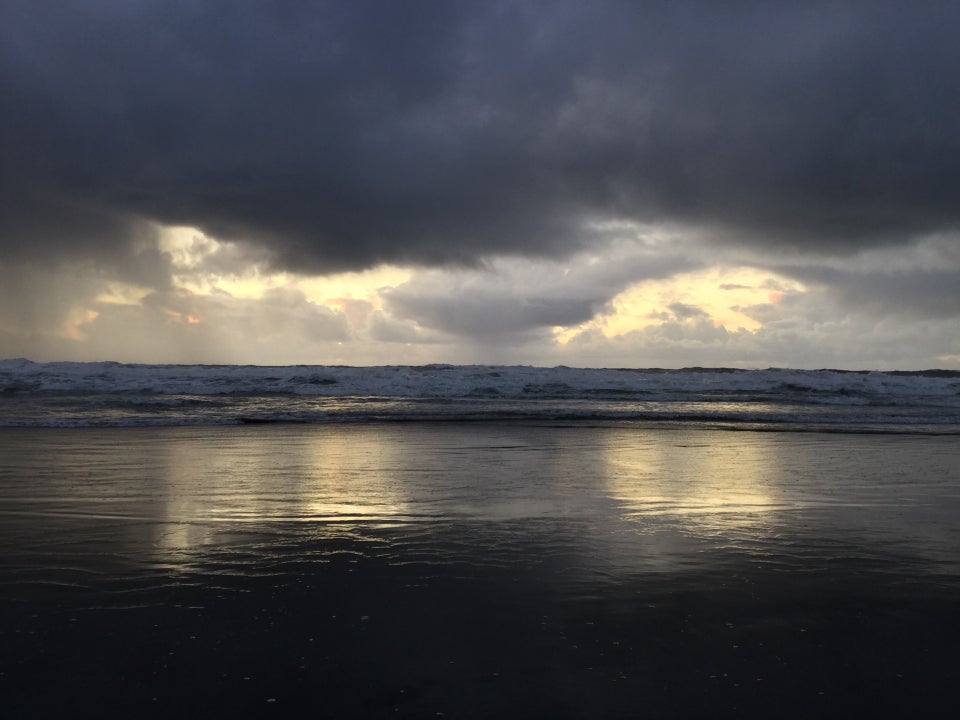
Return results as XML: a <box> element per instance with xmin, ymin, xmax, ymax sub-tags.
<box><xmin>1</xmin><ymin>0</ymin><xmax>958</xmax><ymax>369</ymax></box>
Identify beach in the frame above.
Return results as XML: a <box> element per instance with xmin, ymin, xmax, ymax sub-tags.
<box><xmin>2</xmin><ymin>423</ymin><xmax>958</xmax><ymax>717</ymax></box>
<box><xmin>5</xmin><ymin>1</ymin><xmax>960</xmax><ymax>715</ymax></box>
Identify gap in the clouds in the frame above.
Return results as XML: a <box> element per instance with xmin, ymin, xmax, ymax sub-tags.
<box><xmin>555</xmin><ymin>266</ymin><xmax>805</xmax><ymax>344</ymax></box>
<box><xmin>68</xmin><ymin>226</ymin><xmax>810</xmax><ymax>366</ymax></box>
<box><xmin>158</xmin><ymin>224</ymin><xmax>411</xmax><ymax>316</ymax></box>
<box><xmin>10</xmin><ymin>224</ymin><xmax>956</xmax><ymax>370</ymax></box>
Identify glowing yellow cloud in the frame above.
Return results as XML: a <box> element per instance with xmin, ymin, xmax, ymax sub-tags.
<box><xmin>62</xmin><ymin>309</ymin><xmax>100</xmax><ymax>340</ymax></box>
<box><xmin>158</xmin><ymin>225</ymin><xmax>411</xmax><ymax>313</ymax></box>
<box><xmin>94</xmin><ymin>283</ymin><xmax>152</xmax><ymax>306</ymax></box>
<box><xmin>556</xmin><ymin>266</ymin><xmax>805</xmax><ymax>344</ymax></box>
<box><xmin>157</xmin><ymin>225</ymin><xmax>806</xmax><ymax>356</ymax></box>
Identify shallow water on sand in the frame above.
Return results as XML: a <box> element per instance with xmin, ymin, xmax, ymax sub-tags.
<box><xmin>2</xmin><ymin>424</ymin><xmax>959</xmax><ymax>717</ymax></box>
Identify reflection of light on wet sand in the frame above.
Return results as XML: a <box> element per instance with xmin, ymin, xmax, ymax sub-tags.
<box><xmin>299</xmin><ymin>429</ymin><xmax>410</xmax><ymax>522</ymax></box>
<box><xmin>148</xmin><ymin>425</ymin><xmax>623</xmax><ymax>569</ymax></box>
<box><xmin>150</xmin><ymin>428</ymin><xmax>414</xmax><ymax>565</ymax></box>
<box><xmin>599</xmin><ymin>432</ymin><xmax>789</xmax><ymax>533</ymax></box>
<box><xmin>139</xmin><ymin>425</ymin><xmax>808</xmax><ymax>575</ymax></box>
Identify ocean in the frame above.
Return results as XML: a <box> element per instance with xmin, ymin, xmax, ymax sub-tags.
<box><xmin>2</xmin><ymin>359</ymin><xmax>959</xmax><ymax>432</ymax></box>
<box><xmin>2</xmin><ymin>361</ymin><xmax>959</xmax><ymax>717</ymax></box>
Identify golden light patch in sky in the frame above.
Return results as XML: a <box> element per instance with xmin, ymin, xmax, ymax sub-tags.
<box><xmin>556</xmin><ymin>266</ymin><xmax>805</xmax><ymax>343</ymax></box>
<box><xmin>158</xmin><ymin>225</ymin><xmax>411</xmax><ymax>312</ymax></box>
<box><xmin>156</xmin><ymin>226</ymin><xmax>809</xmax><ymax>356</ymax></box>
<box><xmin>62</xmin><ymin>309</ymin><xmax>100</xmax><ymax>340</ymax></box>
<box><xmin>94</xmin><ymin>283</ymin><xmax>152</xmax><ymax>306</ymax></box>
<box><xmin>296</xmin><ymin>268</ymin><xmax>411</xmax><ymax>312</ymax></box>
<box><xmin>163</xmin><ymin>309</ymin><xmax>202</xmax><ymax>325</ymax></box>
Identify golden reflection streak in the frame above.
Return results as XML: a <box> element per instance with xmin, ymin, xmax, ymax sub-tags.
<box><xmin>151</xmin><ymin>428</ymin><xmax>413</xmax><ymax>564</ymax></box>
<box><xmin>300</xmin><ymin>430</ymin><xmax>410</xmax><ymax>522</ymax></box>
<box><xmin>599</xmin><ymin>431</ymin><xmax>786</xmax><ymax>534</ymax></box>
<box><xmin>142</xmin><ymin>425</ymin><xmax>798</xmax><ymax>574</ymax></box>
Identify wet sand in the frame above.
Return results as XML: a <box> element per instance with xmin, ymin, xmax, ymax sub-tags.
<box><xmin>2</xmin><ymin>424</ymin><xmax>959</xmax><ymax>717</ymax></box>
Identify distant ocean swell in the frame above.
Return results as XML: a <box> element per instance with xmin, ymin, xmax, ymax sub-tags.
<box><xmin>1</xmin><ymin>359</ymin><xmax>958</xmax><ymax>432</ymax></box>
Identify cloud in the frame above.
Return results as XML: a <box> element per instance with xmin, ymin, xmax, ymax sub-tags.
<box><xmin>368</xmin><ymin>312</ymin><xmax>444</xmax><ymax>345</ymax></box>
<box><xmin>763</xmin><ymin>233</ymin><xmax>960</xmax><ymax>319</ymax></box>
<box><xmin>381</xmin><ymin>244</ymin><xmax>697</xmax><ymax>339</ymax></box>
<box><xmin>558</xmin><ymin>298</ymin><xmax>960</xmax><ymax>371</ymax></box>
<box><xmin>384</xmin><ymin>284</ymin><xmax>600</xmax><ymax>339</ymax></box>
<box><xmin>7</xmin><ymin>286</ymin><xmax>350</xmax><ymax>365</ymax></box>
<box><xmin>3</xmin><ymin>0</ymin><xmax>960</xmax><ymax>281</ymax></box>
<box><xmin>666</xmin><ymin>302</ymin><xmax>708</xmax><ymax>321</ymax></box>
<box><xmin>2</xmin><ymin>2</ymin><xmax>959</xmax><ymax>369</ymax></box>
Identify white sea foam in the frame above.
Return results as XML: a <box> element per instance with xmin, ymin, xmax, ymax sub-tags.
<box><xmin>1</xmin><ymin>358</ymin><xmax>957</xmax><ymax>399</ymax></box>
<box><xmin>1</xmin><ymin>359</ymin><xmax>958</xmax><ymax>430</ymax></box>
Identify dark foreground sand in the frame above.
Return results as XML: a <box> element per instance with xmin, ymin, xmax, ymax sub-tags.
<box><xmin>2</xmin><ymin>424</ymin><xmax>959</xmax><ymax>717</ymax></box>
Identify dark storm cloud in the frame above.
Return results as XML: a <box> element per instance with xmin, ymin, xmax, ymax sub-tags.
<box><xmin>781</xmin><ymin>265</ymin><xmax>960</xmax><ymax>319</ymax></box>
<box><xmin>385</xmin><ymin>289</ymin><xmax>599</xmax><ymax>338</ymax></box>
<box><xmin>380</xmin><ymin>246</ymin><xmax>696</xmax><ymax>338</ymax></box>
<box><xmin>3</xmin><ymin>0</ymin><xmax>960</xmax><ymax>274</ymax></box>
